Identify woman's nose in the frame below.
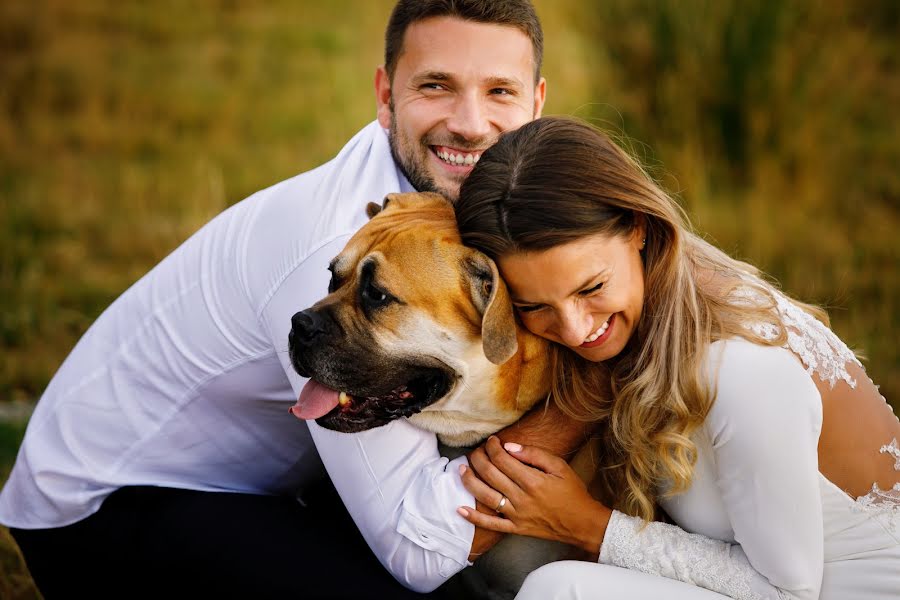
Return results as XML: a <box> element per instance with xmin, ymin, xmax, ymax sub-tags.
<box><xmin>555</xmin><ymin>306</ymin><xmax>594</xmax><ymax>347</ymax></box>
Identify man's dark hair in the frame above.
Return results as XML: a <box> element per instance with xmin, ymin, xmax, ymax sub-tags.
<box><xmin>384</xmin><ymin>0</ymin><xmax>543</xmax><ymax>84</ymax></box>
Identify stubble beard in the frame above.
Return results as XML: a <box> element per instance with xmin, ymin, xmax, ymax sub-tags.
<box><xmin>388</xmin><ymin>112</ymin><xmax>454</xmax><ymax>201</ymax></box>
<box><xmin>387</xmin><ymin>105</ymin><xmax>492</xmax><ymax>203</ymax></box>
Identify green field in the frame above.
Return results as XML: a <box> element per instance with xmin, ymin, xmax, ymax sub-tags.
<box><xmin>1</xmin><ymin>1</ymin><xmax>897</xmax><ymax>596</ymax></box>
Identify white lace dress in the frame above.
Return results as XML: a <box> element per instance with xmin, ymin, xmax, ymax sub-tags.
<box><xmin>516</xmin><ymin>292</ymin><xmax>900</xmax><ymax>600</ymax></box>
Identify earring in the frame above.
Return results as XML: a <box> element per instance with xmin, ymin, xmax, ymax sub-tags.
<box><xmin>641</xmin><ymin>237</ymin><xmax>646</xmax><ymax>250</ymax></box>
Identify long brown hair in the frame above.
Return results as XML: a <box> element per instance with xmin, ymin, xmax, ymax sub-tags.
<box><xmin>455</xmin><ymin>116</ymin><xmax>827</xmax><ymax>520</ymax></box>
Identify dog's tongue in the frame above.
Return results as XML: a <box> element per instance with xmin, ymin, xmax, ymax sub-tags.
<box><xmin>290</xmin><ymin>379</ymin><xmax>340</xmax><ymax>420</ymax></box>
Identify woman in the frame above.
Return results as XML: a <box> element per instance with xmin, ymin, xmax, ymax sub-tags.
<box><xmin>453</xmin><ymin>116</ymin><xmax>899</xmax><ymax>599</ymax></box>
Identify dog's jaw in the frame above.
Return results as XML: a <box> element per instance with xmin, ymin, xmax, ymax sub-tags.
<box><xmin>410</xmin><ymin>410</ymin><xmax>519</xmax><ymax>447</ymax></box>
<box><xmin>409</xmin><ymin>344</ymin><xmax>545</xmax><ymax>447</ymax></box>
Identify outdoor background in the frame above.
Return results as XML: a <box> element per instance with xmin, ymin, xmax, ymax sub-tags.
<box><xmin>1</xmin><ymin>0</ymin><xmax>897</xmax><ymax>596</ymax></box>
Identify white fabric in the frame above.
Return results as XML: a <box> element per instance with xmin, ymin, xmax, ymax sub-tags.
<box><xmin>0</xmin><ymin>120</ymin><xmax>476</xmax><ymax>593</ymax></box>
<box><xmin>517</xmin><ymin>561</ymin><xmax>731</xmax><ymax>599</ymax></box>
<box><xmin>523</xmin><ymin>290</ymin><xmax>899</xmax><ymax>599</ymax></box>
<box><xmin>603</xmin><ymin>340</ymin><xmax>821</xmax><ymax>600</ymax></box>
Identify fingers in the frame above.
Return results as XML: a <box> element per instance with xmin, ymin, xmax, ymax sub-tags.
<box><xmin>456</xmin><ymin>506</ymin><xmax>518</xmax><ymax>535</ymax></box>
<box><xmin>501</xmin><ymin>441</ymin><xmax>569</xmax><ymax>477</ymax></box>
<box><xmin>468</xmin><ymin>440</ymin><xmax>522</xmax><ymax>499</ymax></box>
<box><xmin>480</xmin><ymin>436</ymin><xmax>552</xmax><ymax>489</ymax></box>
<box><xmin>459</xmin><ymin>464</ymin><xmax>508</xmax><ymax>514</ymax></box>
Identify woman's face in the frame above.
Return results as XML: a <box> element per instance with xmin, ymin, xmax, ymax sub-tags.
<box><xmin>497</xmin><ymin>228</ymin><xmax>645</xmax><ymax>362</ymax></box>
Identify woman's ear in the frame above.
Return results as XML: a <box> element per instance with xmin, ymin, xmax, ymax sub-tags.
<box><xmin>633</xmin><ymin>213</ymin><xmax>648</xmax><ymax>251</ymax></box>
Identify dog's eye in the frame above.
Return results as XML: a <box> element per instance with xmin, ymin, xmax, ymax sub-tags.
<box><xmin>362</xmin><ymin>280</ymin><xmax>390</xmax><ymax>308</ymax></box>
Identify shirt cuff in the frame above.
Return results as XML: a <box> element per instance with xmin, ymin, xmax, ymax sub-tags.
<box><xmin>396</xmin><ymin>454</ymin><xmax>475</xmax><ymax>573</ymax></box>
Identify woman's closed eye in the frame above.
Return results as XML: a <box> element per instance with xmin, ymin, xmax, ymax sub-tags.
<box><xmin>579</xmin><ymin>282</ymin><xmax>604</xmax><ymax>296</ymax></box>
<box><xmin>515</xmin><ymin>303</ymin><xmax>545</xmax><ymax>314</ymax></box>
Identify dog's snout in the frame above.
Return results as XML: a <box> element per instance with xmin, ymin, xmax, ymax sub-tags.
<box><xmin>291</xmin><ymin>310</ymin><xmax>327</xmax><ymax>346</ymax></box>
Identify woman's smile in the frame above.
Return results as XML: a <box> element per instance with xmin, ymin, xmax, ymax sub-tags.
<box><xmin>581</xmin><ymin>314</ymin><xmax>614</xmax><ymax>348</ymax></box>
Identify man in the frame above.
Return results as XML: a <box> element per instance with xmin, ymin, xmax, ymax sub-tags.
<box><xmin>1</xmin><ymin>1</ymin><xmax>589</xmax><ymax>598</ymax></box>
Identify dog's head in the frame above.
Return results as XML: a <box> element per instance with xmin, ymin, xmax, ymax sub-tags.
<box><xmin>288</xmin><ymin>192</ymin><xmax>549</xmax><ymax>446</ymax></box>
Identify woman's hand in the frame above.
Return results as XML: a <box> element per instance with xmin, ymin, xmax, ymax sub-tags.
<box><xmin>457</xmin><ymin>436</ymin><xmax>612</xmax><ymax>557</ymax></box>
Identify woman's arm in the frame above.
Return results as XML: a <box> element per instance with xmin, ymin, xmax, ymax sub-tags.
<box><xmin>458</xmin><ymin>340</ymin><xmax>825</xmax><ymax>600</ymax></box>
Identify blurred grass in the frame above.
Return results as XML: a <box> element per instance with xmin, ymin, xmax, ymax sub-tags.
<box><xmin>0</xmin><ymin>0</ymin><xmax>897</xmax><ymax>596</ymax></box>
<box><xmin>566</xmin><ymin>0</ymin><xmax>898</xmax><ymax>405</ymax></box>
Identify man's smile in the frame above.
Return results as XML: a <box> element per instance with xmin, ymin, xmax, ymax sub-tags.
<box><xmin>431</xmin><ymin>145</ymin><xmax>484</xmax><ymax>167</ymax></box>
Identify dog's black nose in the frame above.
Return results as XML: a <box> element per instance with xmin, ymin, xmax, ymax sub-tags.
<box><xmin>291</xmin><ymin>310</ymin><xmax>327</xmax><ymax>346</ymax></box>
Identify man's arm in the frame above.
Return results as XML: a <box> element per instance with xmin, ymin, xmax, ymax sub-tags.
<box><xmin>468</xmin><ymin>399</ymin><xmax>597</xmax><ymax>560</ymax></box>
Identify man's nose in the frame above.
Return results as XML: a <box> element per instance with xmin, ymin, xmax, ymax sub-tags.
<box><xmin>290</xmin><ymin>310</ymin><xmax>327</xmax><ymax>347</ymax></box>
<box><xmin>446</xmin><ymin>93</ymin><xmax>492</xmax><ymax>141</ymax></box>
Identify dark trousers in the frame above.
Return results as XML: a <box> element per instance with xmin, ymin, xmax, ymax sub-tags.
<box><xmin>11</xmin><ymin>480</ymin><xmax>447</xmax><ymax>599</ymax></box>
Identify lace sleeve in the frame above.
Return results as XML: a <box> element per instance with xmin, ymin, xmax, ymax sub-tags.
<box><xmin>599</xmin><ymin>510</ymin><xmax>790</xmax><ymax>600</ymax></box>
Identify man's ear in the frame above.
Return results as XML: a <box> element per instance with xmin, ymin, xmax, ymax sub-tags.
<box><xmin>532</xmin><ymin>76</ymin><xmax>547</xmax><ymax>118</ymax></box>
<box><xmin>375</xmin><ymin>66</ymin><xmax>392</xmax><ymax>130</ymax></box>
<box><xmin>465</xmin><ymin>252</ymin><xmax>518</xmax><ymax>365</ymax></box>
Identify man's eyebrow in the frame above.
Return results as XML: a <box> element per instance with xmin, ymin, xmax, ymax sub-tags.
<box><xmin>410</xmin><ymin>71</ymin><xmax>453</xmax><ymax>84</ymax></box>
<box><xmin>484</xmin><ymin>75</ymin><xmax>525</xmax><ymax>90</ymax></box>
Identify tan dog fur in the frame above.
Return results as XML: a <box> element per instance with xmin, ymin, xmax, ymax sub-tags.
<box><xmin>303</xmin><ymin>191</ymin><xmax>553</xmax><ymax>446</ymax></box>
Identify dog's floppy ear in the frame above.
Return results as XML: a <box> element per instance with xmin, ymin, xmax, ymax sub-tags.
<box><xmin>366</xmin><ymin>193</ymin><xmax>398</xmax><ymax>219</ymax></box>
<box><xmin>369</xmin><ymin>192</ymin><xmax>450</xmax><ymax>220</ymax></box>
<box><xmin>365</xmin><ymin>202</ymin><xmax>383</xmax><ymax>219</ymax></box>
<box><xmin>365</xmin><ymin>193</ymin><xmax>398</xmax><ymax>220</ymax></box>
<box><xmin>465</xmin><ymin>252</ymin><xmax>518</xmax><ymax>365</ymax></box>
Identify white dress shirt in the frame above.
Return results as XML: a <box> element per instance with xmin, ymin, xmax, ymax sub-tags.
<box><xmin>0</xmin><ymin>120</ymin><xmax>475</xmax><ymax>593</ymax></box>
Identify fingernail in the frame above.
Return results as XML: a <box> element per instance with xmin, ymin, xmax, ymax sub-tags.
<box><xmin>488</xmin><ymin>435</ymin><xmax>498</xmax><ymax>442</ymax></box>
<box><xmin>504</xmin><ymin>442</ymin><xmax>522</xmax><ymax>453</ymax></box>
<box><xmin>457</xmin><ymin>507</ymin><xmax>470</xmax><ymax>517</ymax></box>
<box><xmin>458</xmin><ymin>464</ymin><xmax>467</xmax><ymax>476</ymax></box>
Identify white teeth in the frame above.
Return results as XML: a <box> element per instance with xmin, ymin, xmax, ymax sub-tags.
<box><xmin>338</xmin><ymin>391</ymin><xmax>351</xmax><ymax>406</ymax></box>
<box><xmin>436</xmin><ymin>148</ymin><xmax>481</xmax><ymax>166</ymax></box>
<box><xmin>583</xmin><ymin>317</ymin><xmax>611</xmax><ymax>343</ymax></box>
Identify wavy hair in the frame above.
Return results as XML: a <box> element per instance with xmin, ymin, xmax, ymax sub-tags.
<box><xmin>455</xmin><ymin>116</ymin><xmax>828</xmax><ymax>521</ymax></box>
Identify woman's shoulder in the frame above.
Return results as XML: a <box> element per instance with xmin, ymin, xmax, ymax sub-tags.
<box><xmin>704</xmin><ymin>338</ymin><xmax>823</xmax><ymax>436</ymax></box>
<box><xmin>706</xmin><ymin>337</ymin><xmax>810</xmax><ymax>389</ymax></box>
<box><xmin>726</xmin><ymin>278</ymin><xmax>862</xmax><ymax>388</ymax></box>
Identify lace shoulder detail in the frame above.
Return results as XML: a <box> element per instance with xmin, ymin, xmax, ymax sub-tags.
<box><xmin>736</xmin><ymin>285</ymin><xmax>861</xmax><ymax>389</ymax></box>
<box><xmin>881</xmin><ymin>437</ymin><xmax>900</xmax><ymax>471</ymax></box>
<box><xmin>599</xmin><ymin>510</ymin><xmax>790</xmax><ymax>600</ymax></box>
<box><xmin>853</xmin><ymin>438</ymin><xmax>900</xmax><ymax>525</ymax></box>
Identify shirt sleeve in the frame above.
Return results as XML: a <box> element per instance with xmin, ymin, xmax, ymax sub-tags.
<box><xmin>256</xmin><ymin>233</ymin><xmax>476</xmax><ymax>593</ymax></box>
<box><xmin>599</xmin><ymin>339</ymin><xmax>824</xmax><ymax>600</ymax></box>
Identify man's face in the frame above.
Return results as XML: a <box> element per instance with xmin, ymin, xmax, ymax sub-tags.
<box><xmin>376</xmin><ymin>16</ymin><xmax>546</xmax><ymax>201</ymax></box>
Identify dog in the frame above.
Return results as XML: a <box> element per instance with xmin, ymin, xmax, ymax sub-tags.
<box><xmin>287</xmin><ymin>191</ymin><xmax>554</xmax><ymax>447</ymax></box>
<box><xmin>288</xmin><ymin>191</ymin><xmax>597</xmax><ymax>598</ymax></box>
